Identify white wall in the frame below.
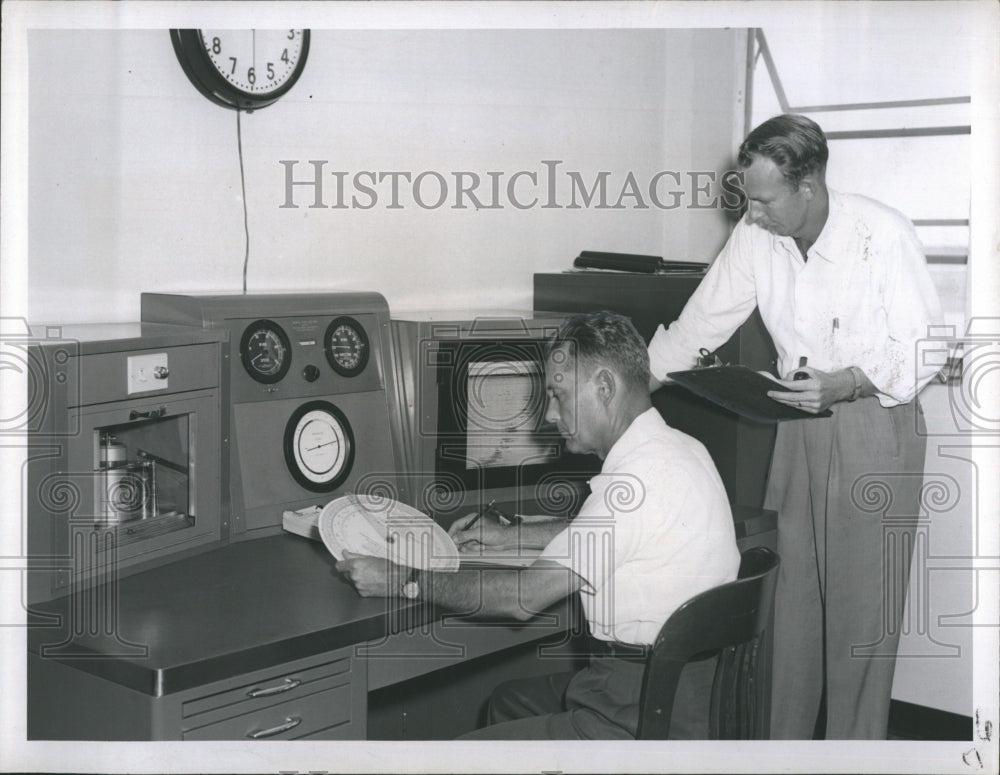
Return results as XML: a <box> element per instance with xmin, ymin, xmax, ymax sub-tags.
<box><xmin>28</xmin><ymin>28</ymin><xmax>743</xmax><ymax>324</ymax></box>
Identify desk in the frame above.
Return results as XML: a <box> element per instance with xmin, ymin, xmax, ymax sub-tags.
<box><xmin>26</xmin><ymin>535</ymin><xmax>581</xmax><ymax>740</ymax></box>
<box><xmin>28</xmin><ymin>506</ymin><xmax>774</xmax><ymax>740</ymax></box>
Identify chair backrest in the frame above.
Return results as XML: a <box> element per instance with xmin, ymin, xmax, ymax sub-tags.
<box><xmin>636</xmin><ymin>546</ymin><xmax>779</xmax><ymax>739</ymax></box>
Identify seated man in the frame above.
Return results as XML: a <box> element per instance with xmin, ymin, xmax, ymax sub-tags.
<box><xmin>336</xmin><ymin>311</ymin><xmax>740</xmax><ymax>739</ymax></box>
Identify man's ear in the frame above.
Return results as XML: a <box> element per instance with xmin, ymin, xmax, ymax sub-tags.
<box><xmin>594</xmin><ymin>368</ymin><xmax>616</xmax><ymax>406</ymax></box>
<box><xmin>798</xmin><ymin>174</ymin><xmax>818</xmax><ymax>200</ymax></box>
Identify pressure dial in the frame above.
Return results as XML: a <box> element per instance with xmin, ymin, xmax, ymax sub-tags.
<box><xmin>283</xmin><ymin>400</ymin><xmax>355</xmax><ymax>492</ymax></box>
<box><xmin>324</xmin><ymin>317</ymin><xmax>370</xmax><ymax>377</ymax></box>
<box><xmin>240</xmin><ymin>319</ymin><xmax>292</xmax><ymax>383</ymax></box>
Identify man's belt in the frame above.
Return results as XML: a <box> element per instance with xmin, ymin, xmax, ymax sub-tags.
<box><xmin>588</xmin><ymin>637</ymin><xmax>648</xmax><ymax>663</ymax></box>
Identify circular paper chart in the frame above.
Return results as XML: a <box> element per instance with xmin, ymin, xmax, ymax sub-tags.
<box><xmin>318</xmin><ymin>494</ymin><xmax>459</xmax><ymax>571</ymax></box>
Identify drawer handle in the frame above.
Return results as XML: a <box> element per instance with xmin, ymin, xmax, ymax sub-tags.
<box><xmin>246</xmin><ymin>716</ymin><xmax>302</xmax><ymax>740</ymax></box>
<box><xmin>246</xmin><ymin>677</ymin><xmax>301</xmax><ymax>698</ymax></box>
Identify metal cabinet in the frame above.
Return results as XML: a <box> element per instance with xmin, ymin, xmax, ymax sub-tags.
<box><xmin>181</xmin><ymin>650</ymin><xmax>360</xmax><ymax>741</ymax></box>
<box><xmin>26</xmin><ymin>324</ymin><xmax>227</xmax><ymax>605</ymax></box>
<box><xmin>29</xmin><ymin>647</ymin><xmax>365</xmax><ymax>741</ymax></box>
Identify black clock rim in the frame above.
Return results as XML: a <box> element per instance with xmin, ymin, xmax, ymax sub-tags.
<box><xmin>170</xmin><ymin>28</ymin><xmax>310</xmax><ymax>111</ymax></box>
<box><xmin>240</xmin><ymin>319</ymin><xmax>293</xmax><ymax>384</ymax></box>
<box><xmin>283</xmin><ymin>400</ymin><xmax>356</xmax><ymax>493</ymax></box>
<box><xmin>324</xmin><ymin>316</ymin><xmax>371</xmax><ymax>377</ymax></box>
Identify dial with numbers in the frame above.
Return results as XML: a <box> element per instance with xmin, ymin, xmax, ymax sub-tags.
<box><xmin>170</xmin><ymin>29</ymin><xmax>310</xmax><ymax>111</ymax></box>
<box><xmin>240</xmin><ymin>319</ymin><xmax>292</xmax><ymax>384</ymax></box>
<box><xmin>284</xmin><ymin>401</ymin><xmax>355</xmax><ymax>492</ymax></box>
<box><xmin>324</xmin><ymin>317</ymin><xmax>370</xmax><ymax>377</ymax></box>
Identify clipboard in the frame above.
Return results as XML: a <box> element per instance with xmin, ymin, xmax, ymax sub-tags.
<box><xmin>666</xmin><ymin>365</ymin><xmax>832</xmax><ymax>423</ymax></box>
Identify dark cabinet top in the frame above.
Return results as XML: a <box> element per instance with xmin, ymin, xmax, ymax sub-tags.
<box><xmin>28</xmin><ymin>510</ymin><xmax>772</xmax><ymax>697</ymax></box>
<box><xmin>27</xmin><ymin>535</ymin><xmax>405</xmax><ymax>696</ymax></box>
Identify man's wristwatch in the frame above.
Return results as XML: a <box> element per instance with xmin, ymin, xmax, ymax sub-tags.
<box><xmin>847</xmin><ymin>365</ymin><xmax>864</xmax><ymax>402</ymax></box>
<box><xmin>401</xmin><ymin>567</ymin><xmax>420</xmax><ymax>599</ymax></box>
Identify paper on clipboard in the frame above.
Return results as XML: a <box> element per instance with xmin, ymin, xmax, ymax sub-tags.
<box><xmin>454</xmin><ymin>512</ymin><xmax>550</xmax><ymax>567</ymax></box>
<box><xmin>666</xmin><ymin>365</ymin><xmax>832</xmax><ymax>423</ymax></box>
<box><xmin>456</xmin><ymin>545</ymin><xmax>540</xmax><ymax>569</ymax></box>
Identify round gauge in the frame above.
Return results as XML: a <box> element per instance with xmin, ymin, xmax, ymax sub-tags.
<box><xmin>240</xmin><ymin>319</ymin><xmax>292</xmax><ymax>384</ymax></box>
<box><xmin>284</xmin><ymin>401</ymin><xmax>355</xmax><ymax>492</ymax></box>
<box><xmin>324</xmin><ymin>317</ymin><xmax>370</xmax><ymax>377</ymax></box>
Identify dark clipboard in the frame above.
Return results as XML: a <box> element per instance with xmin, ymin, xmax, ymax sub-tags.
<box><xmin>666</xmin><ymin>365</ymin><xmax>832</xmax><ymax>423</ymax></box>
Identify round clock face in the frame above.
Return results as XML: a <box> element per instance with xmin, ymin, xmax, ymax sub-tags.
<box><xmin>240</xmin><ymin>319</ymin><xmax>292</xmax><ymax>384</ymax></box>
<box><xmin>170</xmin><ymin>29</ymin><xmax>310</xmax><ymax>110</ymax></box>
<box><xmin>284</xmin><ymin>401</ymin><xmax>355</xmax><ymax>492</ymax></box>
<box><xmin>324</xmin><ymin>317</ymin><xmax>370</xmax><ymax>377</ymax></box>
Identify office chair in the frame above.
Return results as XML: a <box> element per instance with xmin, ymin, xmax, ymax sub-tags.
<box><xmin>636</xmin><ymin>546</ymin><xmax>779</xmax><ymax>739</ymax></box>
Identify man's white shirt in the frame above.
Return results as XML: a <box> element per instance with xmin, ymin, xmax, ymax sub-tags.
<box><xmin>540</xmin><ymin>408</ymin><xmax>740</xmax><ymax>646</ymax></box>
<box><xmin>648</xmin><ymin>189</ymin><xmax>944</xmax><ymax>406</ymax></box>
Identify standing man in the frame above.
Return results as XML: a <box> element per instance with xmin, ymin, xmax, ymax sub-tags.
<box><xmin>647</xmin><ymin>114</ymin><xmax>943</xmax><ymax>739</ymax></box>
<box><xmin>338</xmin><ymin>312</ymin><xmax>740</xmax><ymax>739</ymax></box>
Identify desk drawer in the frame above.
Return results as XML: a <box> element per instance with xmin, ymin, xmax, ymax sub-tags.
<box><xmin>183</xmin><ymin>681</ymin><xmax>353</xmax><ymax>740</ymax></box>
<box><xmin>182</xmin><ymin>653</ymin><xmax>351</xmax><ymax>719</ymax></box>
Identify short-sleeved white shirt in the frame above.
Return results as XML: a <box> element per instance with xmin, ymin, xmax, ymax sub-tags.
<box><xmin>647</xmin><ymin>190</ymin><xmax>944</xmax><ymax>406</ymax></box>
<box><xmin>539</xmin><ymin>408</ymin><xmax>740</xmax><ymax>646</ymax></box>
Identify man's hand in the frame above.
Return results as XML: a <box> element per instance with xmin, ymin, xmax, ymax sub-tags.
<box><xmin>766</xmin><ymin>365</ymin><xmax>855</xmax><ymax>414</ymax></box>
<box><xmin>448</xmin><ymin>511</ymin><xmax>517</xmax><ymax>552</ymax></box>
<box><xmin>335</xmin><ymin>551</ymin><xmax>400</xmax><ymax>597</ymax></box>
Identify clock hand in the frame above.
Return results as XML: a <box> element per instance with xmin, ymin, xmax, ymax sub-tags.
<box><xmin>306</xmin><ymin>440</ymin><xmax>340</xmax><ymax>452</ymax></box>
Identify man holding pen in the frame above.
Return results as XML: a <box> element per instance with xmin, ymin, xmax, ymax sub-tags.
<box><xmin>647</xmin><ymin>114</ymin><xmax>943</xmax><ymax>739</ymax></box>
<box><xmin>338</xmin><ymin>312</ymin><xmax>740</xmax><ymax>739</ymax></box>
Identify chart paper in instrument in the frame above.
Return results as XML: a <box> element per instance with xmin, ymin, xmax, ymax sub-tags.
<box><xmin>465</xmin><ymin>359</ymin><xmax>555</xmax><ymax>469</ymax></box>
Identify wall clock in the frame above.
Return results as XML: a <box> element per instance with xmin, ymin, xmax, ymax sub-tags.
<box><xmin>170</xmin><ymin>29</ymin><xmax>310</xmax><ymax>110</ymax></box>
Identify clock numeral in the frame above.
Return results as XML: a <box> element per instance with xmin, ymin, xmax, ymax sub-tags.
<box><xmin>178</xmin><ymin>29</ymin><xmax>308</xmax><ymax>108</ymax></box>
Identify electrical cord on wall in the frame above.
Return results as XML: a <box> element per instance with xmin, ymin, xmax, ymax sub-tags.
<box><xmin>236</xmin><ymin>108</ymin><xmax>251</xmax><ymax>294</ymax></box>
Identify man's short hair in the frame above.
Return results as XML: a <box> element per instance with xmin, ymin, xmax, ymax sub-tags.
<box><xmin>737</xmin><ymin>113</ymin><xmax>829</xmax><ymax>188</ymax></box>
<box><xmin>546</xmin><ymin>311</ymin><xmax>651</xmax><ymax>391</ymax></box>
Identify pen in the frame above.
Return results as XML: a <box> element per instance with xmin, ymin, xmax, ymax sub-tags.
<box><xmin>465</xmin><ymin>499</ymin><xmax>513</xmax><ymax>531</ymax></box>
<box><xmin>794</xmin><ymin>356</ymin><xmax>809</xmax><ymax>380</ymax></box>
<box><xmin>463</xmin><ymin>499</ymin><xmax>493</xmax><ymax>531</ymax></box>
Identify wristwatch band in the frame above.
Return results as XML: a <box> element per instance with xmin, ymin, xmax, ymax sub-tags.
<box><xmin>848</xmin><ymin>366</ymin><xmax>863</xmax><ymax>402</ymax></box>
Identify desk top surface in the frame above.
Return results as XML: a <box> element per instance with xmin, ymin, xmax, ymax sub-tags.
<box><xmin>28</xmin><ymin>509</ymin><xmax>774</xmax><ymax>697</ymax></box>
<box><xmin>28</xmin><ymin>535</ymin><xmax>410</xmax><ymax>695</ymax></box>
